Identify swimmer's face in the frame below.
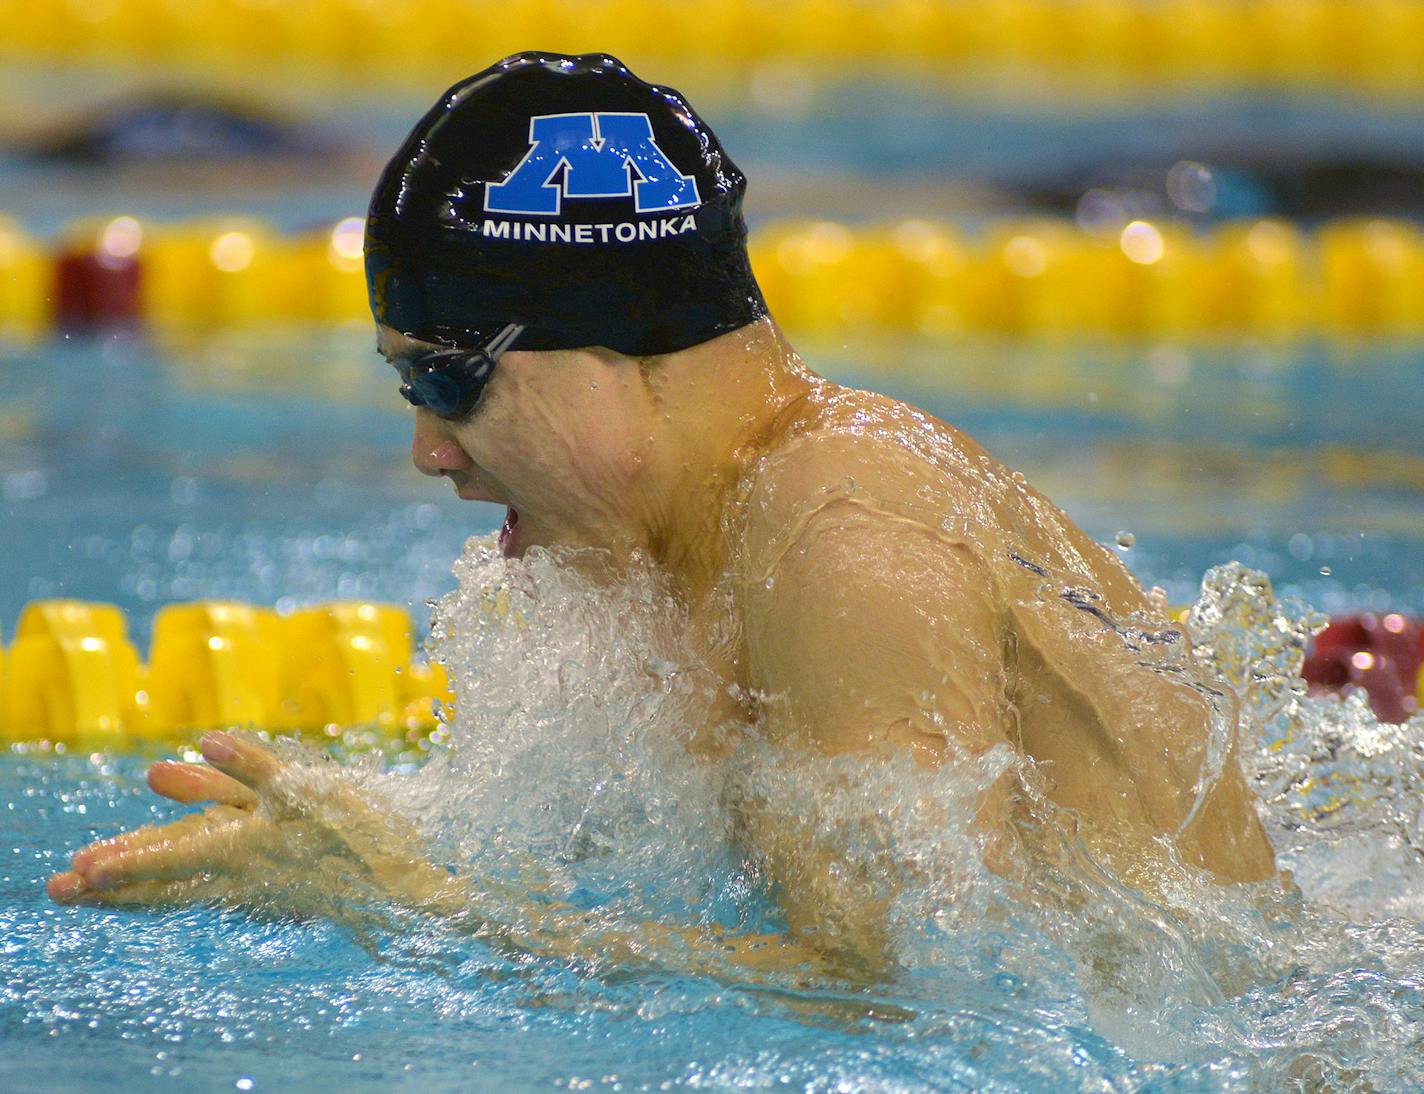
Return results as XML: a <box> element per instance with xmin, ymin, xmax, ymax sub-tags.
<box><xmin>377</xmin><ymin>323</ymin><xmax>655</xmax><ymax>561</ymax></box>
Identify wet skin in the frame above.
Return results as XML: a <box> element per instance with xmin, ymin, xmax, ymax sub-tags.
<box><xmin>49</xmin><ymin>316</ymin><xmax>1275</xmax><ymax>968</ymax></box>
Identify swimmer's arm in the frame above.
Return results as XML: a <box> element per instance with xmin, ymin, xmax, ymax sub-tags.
<box><xmin>738</xmin><ymin>477</ymin><xmax>1015</xmax><ymax>967</ymax></box>
<box><xmin>1004</xmin><ymin>583</ymin><xmax>1277</xmax><ymax>882</ymax></box>
<box><xmin>46</xmin><ymin>732</ymin><xmax>832</xmax><ymax>979</ymax></box>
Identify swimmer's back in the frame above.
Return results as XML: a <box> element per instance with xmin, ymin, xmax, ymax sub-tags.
<box><xmin>735</xmin><ymin>381</ymin><xmax>1276</xmax><ymax>884</ymax></box>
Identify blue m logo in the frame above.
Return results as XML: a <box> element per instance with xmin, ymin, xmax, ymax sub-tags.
<box><xmin>485</xmin><ymin>112</ymin><xmax>701</xmax><ymax>217</ymax></box>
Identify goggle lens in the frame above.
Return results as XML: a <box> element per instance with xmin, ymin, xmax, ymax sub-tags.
<box><xmin>392</xmin><ymin>323</ymin><xmax>524</xmax><ymax>421</ymax></box>
<box><xmin>398</xmin><ymin>351</ymin><xmax>494</xmax><ymax>419</ymax></box>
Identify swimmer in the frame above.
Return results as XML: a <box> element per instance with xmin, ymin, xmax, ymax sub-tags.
<box><xmin>47</xmin><ymin>53</ymin><xmax>1275</xmax><ymax>972</ymax></box>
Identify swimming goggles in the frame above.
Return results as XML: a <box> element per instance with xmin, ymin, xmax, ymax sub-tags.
<box><xmin>393</xmin><ymin>322</ymin><xmax>525</xmax><ymax>420</ymax></box>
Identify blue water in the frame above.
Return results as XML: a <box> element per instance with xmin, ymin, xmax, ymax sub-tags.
<box><xmin>6</xmin><ymin>65</ymin><xmax>1424</xmax><ymax>232</ymax></box>
<box><xmin>4</xmin><ymin>328</ymin><xmax>1421</xmax><ymax>645</ymax></box>
<box><xmin>5</xmin><ymin>59</ymin><xmax>1424</xmax><ymax>1093</ymax></box>
<box><xmin>7</xmin><ymin>577</ymin><xmax>1424</xmax><ymax>1092</ymax></box>
<box><xmin>0</xmin><ymin>752</ymin><xmax>1156</xmax><ymax>1093</ymax></box>
<box><xmin>3</xmin><ymin>326</ymin><xmax>1424</xmax><ymax>1091</ymax></box>
<box><xmin>8</xmin><ymin>754</ymin><xmax>787</xmax><ymax>1093</ymax></box>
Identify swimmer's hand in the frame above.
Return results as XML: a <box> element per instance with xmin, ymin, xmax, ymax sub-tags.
<box><xmin>46</xmin><ymin>731</ymin><xmax>458</xmax><ymax>918</ymax></box>
<box><xmin>46</xmin><ymin>732</ymin><xmax>837</xmax><ymax>982</ymax></box>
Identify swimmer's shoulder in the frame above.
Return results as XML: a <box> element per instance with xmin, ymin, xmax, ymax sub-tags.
<box><xmin>747</xmin><ymin>383</ymin><xmax>993</xmax><ymax>525</ymax></box>
<box><xmin>730</xmin><ymin>385</ymin><xmax>992</xmax><ymax>592</ymax></box>
<box><xmin>746</xmin><ymin>385</ymin><xmax>1150</xmax><ymax>613</ymax></box>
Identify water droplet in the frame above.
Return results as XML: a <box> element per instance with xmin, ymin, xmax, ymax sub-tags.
<box><xmin>763</xmin><ymin>576</ymin><xmax>775</xmax><ymax>591</ymax></box>
<box><xmin>1319</xmin><ymin>566</ymin><xmax>1333</xmax><ymax>576</ymax></box>
<box><xmin>1114</xmin><ymin>531</ymin><xmax>1136</xmax><ymax>550</ymax></box>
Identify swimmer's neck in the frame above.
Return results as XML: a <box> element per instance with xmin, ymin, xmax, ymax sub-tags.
<box><xmin>638</xmin><ymin>318</ymin><xmax>818</xmax><ymax>601</ymax></box>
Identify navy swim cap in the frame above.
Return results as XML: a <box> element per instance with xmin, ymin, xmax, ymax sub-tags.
<box><xmin>365</xmin><ymin>52</ymin><xmax>766</xmax><ymax>357</ymax></box>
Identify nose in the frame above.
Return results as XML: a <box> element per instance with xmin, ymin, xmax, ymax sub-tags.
<box><xmin>411</xmin><ymin>409</ymin><xmax>474</xmax><ymax>478</ymax></box>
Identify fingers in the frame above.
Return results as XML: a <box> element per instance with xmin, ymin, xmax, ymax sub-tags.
<box><xmin>148</xmin><ymin>760</ymin><xmax>260</xmax><ymax>809</ymax></box>
<box><xmin>47</xmin><ymin>871</ymin><xmax>87</xmax><ymax>902</ymax></box>
<box><xmin>77</xmin><ymin>808</ymin><xmax>251</xmax><ymax>892</ymax></box>
<box><xmin>66</xmin><ymin>753</ymin><xmax>262</xmax><ymax>880</ymax></box>
<box><xmin>200</xmin><ymin>731</ymin><xmax>281</xmax><ymax>789</ymax></box>
<box><xmin>52</xmin><ymin>808</ymin><xmax>256</xmax><ymax>907</ymax></box>
<box><xmin>69</xmin><ymin>822</ymin><xmax>172</xmax><ymax>875</ymax></box>
<box><xmin>147</xmin><ymin>731</ymin><xmax>277</xmax><ymax>805</ymax></box>
<box><xmin>50</xmin><ymin>822</ymin><xmax>199</xmax><ymax>904</ymax></box>
<box><xmin>49</xmin><ymin>870</ymin><xmax>220</xmax><ymax>908</ymax></box>
<box><xmin>48</xmin><ymin>733</ymin><xmax>287</xmax><ymax>910</ymax></box>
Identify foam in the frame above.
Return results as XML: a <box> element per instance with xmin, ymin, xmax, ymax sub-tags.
<box><xmin>349</xmin><ymin>536</ymin><xmax>1424</xmax><ymax>1086</ymax></box>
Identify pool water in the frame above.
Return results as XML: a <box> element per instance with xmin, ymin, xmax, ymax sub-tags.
<box><xmin>4</xmin><ymin>327</ymin><xmax>1422</xmax><ymax>641</ymax></box>
<box><xmin>4</xmin><ymin>323</ymin><xmax>1424</xmax><ymax>1091</ymax></box>
<box><xmin>6</xmin><ymin>546</ymin><xmax>1424</xmax><ymax>1092</ymax></box>
<box><xmin>7</xmin><ymin>42</ymin><xmax>1424</xmax><ymax>1090</ymax></box>
<box><xmin>8</xmin><ymin>73</ymin><xmax>1424</xmax><ymax>233</ymax></box>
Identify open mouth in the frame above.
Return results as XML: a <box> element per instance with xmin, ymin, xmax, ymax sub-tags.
<box><xmin>498</xmin><ymin>506</ymin><xmax>520</xmax><ymax>557</ymax></box>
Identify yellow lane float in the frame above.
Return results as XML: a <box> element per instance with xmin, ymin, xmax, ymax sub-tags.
<box><xmin>0</xmin><ymin>599</ymin><xmax>453</xmax><ymax>746</ymax></box>
<box><xmin>0</xmin><ymin>0</ymin><xmax>1421</xmax><ymax>95</ymax></box>
<box><xmin>12</xmin><ymin>214</ymin><xmax>1424</xmax><ymax>341</ymax></box>
<box><xmin>2</xmin><ymin>599</ymin><xmax>1420</xmax><ymax>745</ymax></box>
<box><xmin>1</xmin><ymin>601</ymin><xmax>145</xmax><ymax>743</ymax></box>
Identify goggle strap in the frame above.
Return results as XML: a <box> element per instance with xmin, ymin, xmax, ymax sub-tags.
<box><xmin>486</xmin><ymin>322</ymin><xmax>525</xmax><ymax>357</ymax></box>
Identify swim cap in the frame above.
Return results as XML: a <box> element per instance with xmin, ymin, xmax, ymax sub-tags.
<box><xmin>365</xmin><ymin>52</ymin><xmax>766</xmax><ymax>357</ymax></box>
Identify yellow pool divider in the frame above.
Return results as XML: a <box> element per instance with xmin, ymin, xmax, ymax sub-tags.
<box><xmin>0</xmin><ymin>599</ymin><xmax>453</xmax><ymax>746</ymax></box>
<box><xmin>0</xmin><ymin>216</ymin><xmax>51</xmax><ymax>338</ymax></box>
<box><xmin>0</xmin><ymin>0</ymin><xmax>1421</xmax><ymax>96</ymax></box>
<box><xmin>1</xmin><ymin>599</ymin><xmax>1419</xmax><ymax>745</ymax></box>
<box><xmin>6</xmin><ymin>214</ymin><xmax>1424</xmax><ymax>341</ymax></box>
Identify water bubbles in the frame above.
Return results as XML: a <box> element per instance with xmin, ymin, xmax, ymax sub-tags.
<box><xmin>1147</xmin><ymin>344</ymin><xmax>1192</xmax><ymax>386</ymax></box>
<box><xmin>1075</xmin><ymin>188</ymin><xmax>1128</xmax><ymax>238</ymax></box>
<box><xmin>408</xmin><ymin>502</ymin><xmax>440</xmax><ymax>531</ymax></box>
<box><xmin>169</xmin><ymin>477</ymin><xmax>199</xmax><ymax>505</ymax></box>
<box><xmin>390</xmin><ymin>540</ymin><xmax>735</xmax><ymax>923</ymax></box>
<box><xmin>3</xmin><ymin>469</ymin><xmax>49</xmax><ymax>502</ymax></box>
<box><xmin>11</xmin><ymin>538</ymin><xmax>1424</xmax><ymax>1087</ymax></box>
<box><xmin>1166</xmin><ymin>160</ymin><xmax>1217</xmax><ymax>214</ymax></box>
<box><xmin>1113</xmin><ymin>531</ymin><xmax>1135</xmax><ymax>550</ymax></box>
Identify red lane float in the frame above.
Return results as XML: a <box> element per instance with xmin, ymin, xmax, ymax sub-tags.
<box><xmin>54</xmin><ymin>249</ymin><xmax>142</xmax><ymax>328</ymax></box>
<box><xmin>1302</xmin><ymin>613</ymin><xmax>1424</xmax><ymax>723</ymax></box>
<box><xmin>52</xmin><ymin>216</ymin><xmax>145</xmax><ymax>329</ymax></box>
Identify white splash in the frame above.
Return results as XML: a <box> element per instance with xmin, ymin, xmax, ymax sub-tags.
<box><xmin>372</xmin><ymin>538</ymin><xmax>1424</xmax><ymax>1088</ymax></box>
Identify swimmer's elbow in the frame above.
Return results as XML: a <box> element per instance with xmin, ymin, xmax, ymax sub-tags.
<box><xmin>785</xmin><ymin>894</ymin><xmax>898</xmax><ymax>982</ymax></box>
